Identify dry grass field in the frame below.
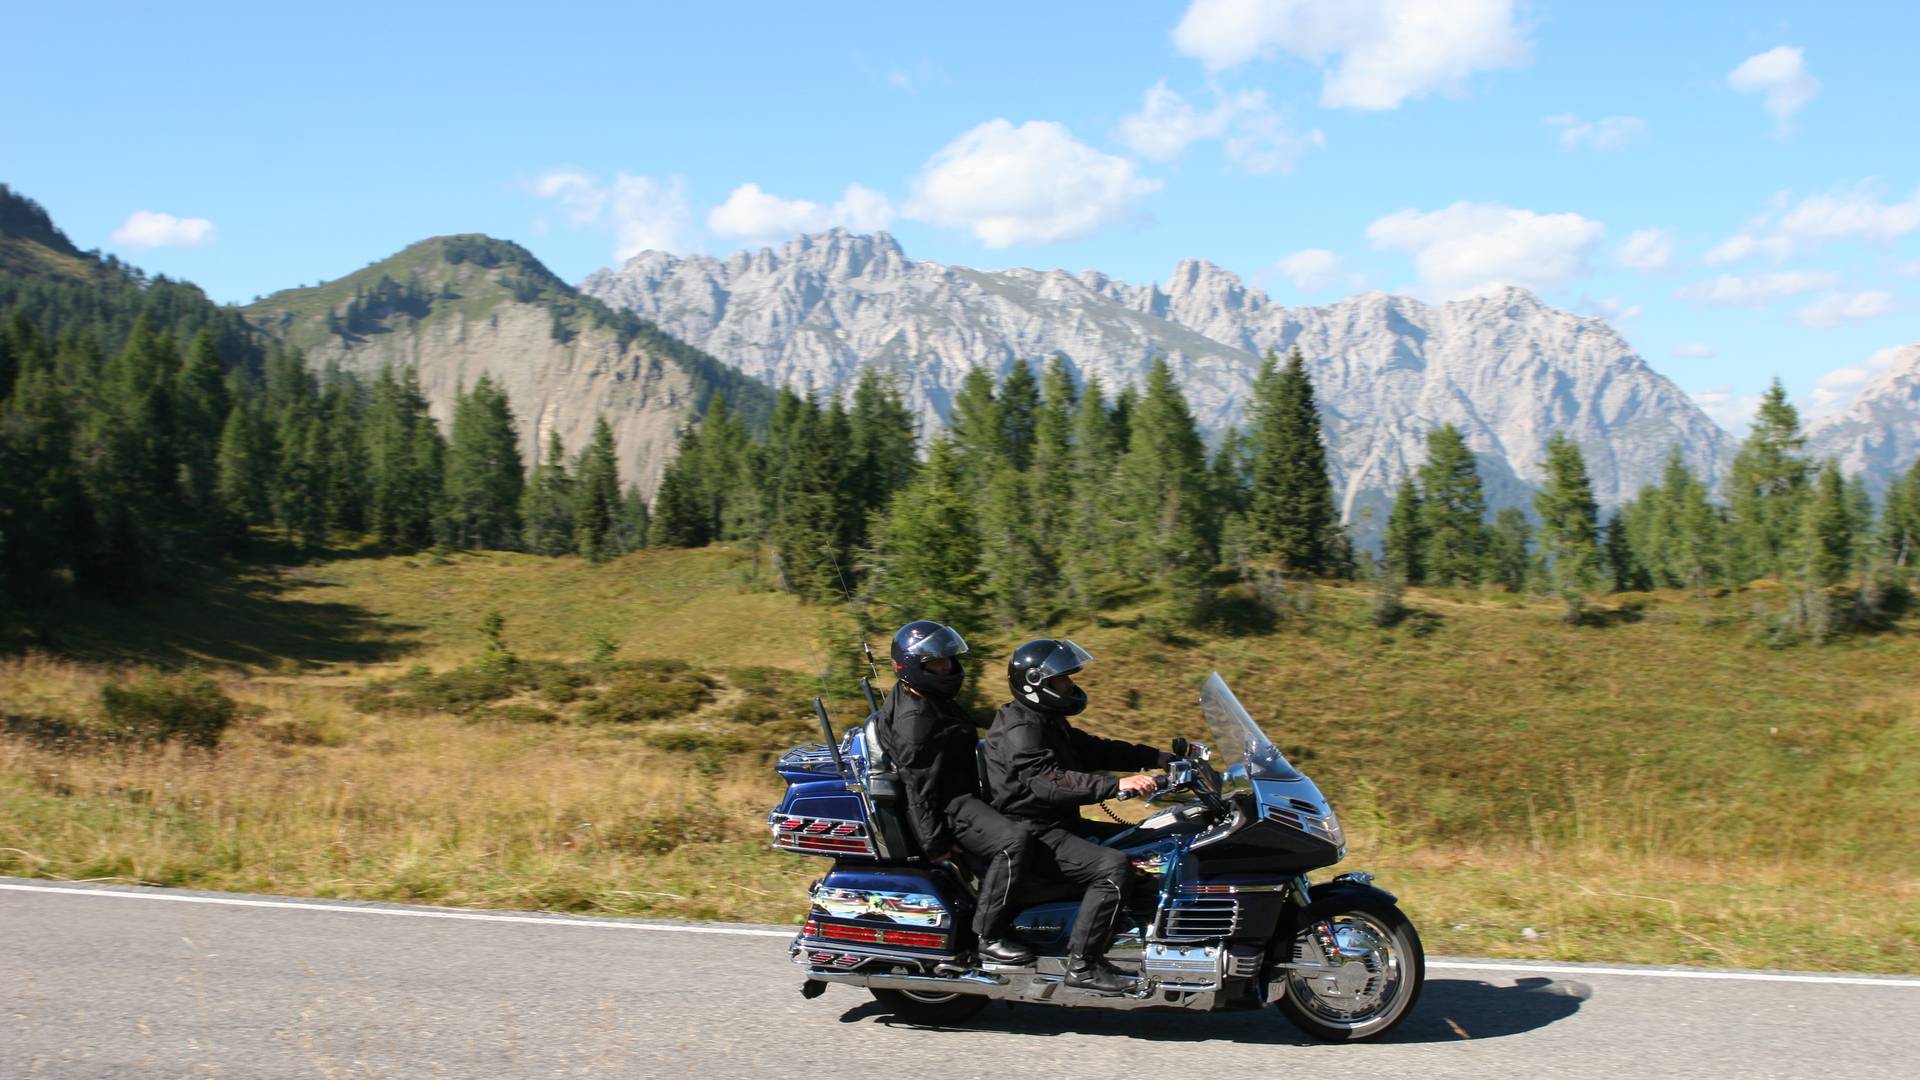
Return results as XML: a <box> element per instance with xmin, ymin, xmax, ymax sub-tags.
<box><xmin>3</xmin><ymin>544</ymin><xmax>1916</xmax><ymax>972</ymax></box>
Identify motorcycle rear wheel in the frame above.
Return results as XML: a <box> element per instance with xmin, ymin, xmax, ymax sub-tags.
<box><xmin>869</xmin><ymin>987</ymin><xmax>991</xmax><ymax>1025</ymax></box>
<box><xmin>1275</xmin><ymin>900</ymin><xmax>1425</xmax><ymax>1042</ymax></box>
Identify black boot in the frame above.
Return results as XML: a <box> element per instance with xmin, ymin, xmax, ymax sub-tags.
<box><xmin>977</xmin><ymin>938</ymin><xmax>1034</xmax><ymax>965</ymax></box>
<box><xmin>1063</xmin><ymin>956</ymin><xmax>1136</xmax><ymax>993</ymax></box>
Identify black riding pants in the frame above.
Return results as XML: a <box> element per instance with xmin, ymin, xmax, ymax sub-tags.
<box><xmin>1025</xmin><ymin>822</ymin><xmax>1132</xmax><ymax>962</ymax></box>
<box><xmin>948</xmin><ymin>795</ymin><xmax>1031</xmax><ymax>940</ymax></box>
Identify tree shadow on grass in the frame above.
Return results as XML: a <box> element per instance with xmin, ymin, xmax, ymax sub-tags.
<box><xmin>836</xmin><ymin>976</ymin><xmax>1587</xmax><ymax>1045</ymax></box>
<box><xmin>25</xmin><ymin>562</ymin><xmax>421</xmax><ymax>672</ymax></box>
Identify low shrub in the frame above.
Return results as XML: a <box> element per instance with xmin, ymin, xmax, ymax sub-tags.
<box><xmin>580</xmin><ymin>667</ymin><xmax>714</xmax><ymax>724</ymax></box>
<box><xmin>475</xmin><ymin>703</ymin><xmax>562</xmax><ymax>725</ymax></box>
<box><xmin>99</xmin><ymin>671</ymin><xmax>238</xmax><ymax>748</ymax></box>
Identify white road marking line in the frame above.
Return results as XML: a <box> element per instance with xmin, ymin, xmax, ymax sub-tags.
<box><xmin>7</xmin><ymin>881</ymin><xmax>1919</xmax><ymax>988</ymax></box>
<box><xmin>0</xmin><ymin>881</ymin><xmax>795</xmax><ymax>938</ymax></box>
<box><xmin>1427</xmin><ymin>960</ymin><xmax>1920</xmax><ymax>989</ymax></box>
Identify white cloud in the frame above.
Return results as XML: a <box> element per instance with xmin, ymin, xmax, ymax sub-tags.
<box><xmin>1116</xmin><ymin>82</ymin><xmax>1325</xmax><ymax>175</ymax></box>
<box><xmin>1674</xmin><ymin>270</ymin><xmax>1839</xmax><ymax>308</ymax></box>
<box><xmin>1895</xmin><ymin>258</ymin><xmax>1920</xmax><ymax>277</ymax></box>
<box><xmin>1365</xmin><ymin>201</ymin><xmax>1604</xmax><ymax>297</ymax></box>
<box><xmin>906</xmin><ymin>119</ymin><xmax>1162</xmax><ymax>247</ymax></box>
<box><xmin>112</xmin><ymin>210</ymin><xmax>215</xmax><ymax>249</ymax></box>
<box><xmin>1691</xmin><ymin>385</ymin><xmax>1764</xmax><ymax>435</ymax></box>
<box><xmin>1797</xmin><ymin>289</ymin><xmax>1897</xmax><ymax>330</ymax></box>
<box><xmin>1728</xmin><ymin>46</ymin><xmax>1819</xmax><ymax>135</ymax></box>
<box><xmin>887</xmin><ymin>69</ymin><xmax>914</xmax><ymax>92</ymax></box>
<box><xmin>1171</xmin><ymin>0</ymin><xmax>1529</xmax><ymax>110</ymax></box>
<box><xmin>1544</xmin><ymin>113</ymin><xmax>1646</xmax><ymax>152</ymax></box>
<box><xmin>1581</xmin><ymin>296</ymin><xmax>1644</xmax><ymax>323</ymax></box>
<box><xmin>1276</xmin><ymin>248</ymin><xmax>1363</xmax><ymax>293</ymax></box>
<box><xmin>1616</xmin><ymin>227</ymin><xmax>1672</xmax><ymax>271</ymax></box>
<box><xmin>1672</xmin><ymin>343</ymin><xmax>1716</xmax><ymax>359</ymax></box>
<box><xmin>706</xmin><ymin>183</ymin><xmax>895</xmax><ymax>247</ymax></box>
<box><xmin>530</xmin><ymin>169</ymin><xmax>694</xmax><ymax>258</ymax></box>
<box><xmin>1702</xmin><ymin>230</ymin><xmax>1792</xmax><ymax>266</ymax></box>
<box><xmin>1118</xmin><ymin>81</ymin><xmax>1233</xmax><ymax>161</ymax></box>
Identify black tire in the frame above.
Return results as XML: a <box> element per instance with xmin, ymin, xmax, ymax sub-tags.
<box><xmin>869</xmin><ymin>987</ymin><xmax>992</xmax><ymax>1025</ymax></box>
<box><xmin>1275</xmin><ymin>900</ymin><xmax>1425</xmax><ymax>1042</ymax></box>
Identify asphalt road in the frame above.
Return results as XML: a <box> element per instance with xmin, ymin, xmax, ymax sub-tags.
<box><xmin>5</xmin><ymin>878</ymin><xmax>1918</xmax><ymax>1079</ymax></box>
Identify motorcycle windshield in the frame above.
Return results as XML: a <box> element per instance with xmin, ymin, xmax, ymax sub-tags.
<box><xmin>1200</xmin><ymin>673</ymin><xmax>1304</xmax><ymax>783</ymax></box>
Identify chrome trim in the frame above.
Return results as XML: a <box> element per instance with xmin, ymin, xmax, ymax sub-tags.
<box><xmin>1331</xmin><ymin>870</ymin><xmax>1375</xmax><ymax>887</ymax></box>
<box><xmin>1161</xmin><ymin>897</ymin><xmax>1240</xmax><ymax>940</ymax></box>
<box><xmin>1291</xmin><ymin>874</ymin><xmax>1312</xmax><ymax>907</ymax></box>
<box><xmin>805</xmin><ymin>968</ymin><xmax>1220</xmax><ymax>1011</ymax></box>
<box><xmin>768</xmin><ymin>811</ymin><xmax>878</xmax><ymax>857</ymax></box>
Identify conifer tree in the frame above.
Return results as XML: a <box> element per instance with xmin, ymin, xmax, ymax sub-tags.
<box><xmin>1486</xmin><ymin>508</ymin><xmax>1533</xmax><ymax>592</ymax></box>
<box><xmin>441</xmin><ymin>375</ymin><xmax>524</xmax><ymax>549</ymax></box>
<box><xmin>979</xmin><ymin>465</ymin><xmax>1055</xmax><ymax>627</ymax></box>
<box><xmin>845</xmin><ymin>369</ymin><xmax>917</xmax><ymax>540</ymax></box>
<box><xmin>1416</xmin><ymin>425</ymin><xmax>1489</xmax><ymax>586</ymax></box>
<box><xmin>649</xmin><ymin>424</ymin><xmax>711</xmax><ymax>548</ymax></box>
<box><xmin>1248</xmin><ymin>348</ymin><xmax>1343</xmax><ymax>575</ymax></box>
<box><xmin>520</xmin><ymin>430</ymin><xmax>575</xmax><ymax>555</ymax></box>
<box><xmin>614</xmin><ymin>485</ymin><xmax>650</xmax><ymax>554</ymax></box>
<box><xmin>1060</xmin><ymin>374</ymin><xmax>1121</xmax><ymax>609</ymax></box>
<box><xmin>1883</xmin><ymin>457</ymin><xmax>1920</xmax><ymax>569</ymax></box>
<box><xmin>765</xmin><ymin>393</ymin><xmax>847</xmax><ymax>599</ymax></box>
<box><xmin>1535</xmin><ymin>433</ymin><xmax>1600</xmax><ymax>601</ymax></box>
<box><xmin>1600</xmin><ymin>509</ymin><xmax>1643</xmax><ymax>592</ymax></box>
<box><xmin>1382</xmin><ymin>477</ymin><xmax>1426</xmax><ymax>584</ymax></box>
<box><xmin>320</xmin><ymin>373</ymin><xmax>370</xmax><ymax>535</ymax></box>
<box><xmin>365</xmin><ymin>366</ymin><xmax>442</xmax><ymax>548</ymax></box>
<box><xmin>1802</xmin><ymin>460</ymin><xmax>1853</xmax><ymax>586</ymax></box>
<box><xmin>869</xmin><ymin>437</ymin><xmax>983</xmax><ymax>628</ymax></box>
<box><xmin>214</xmin><ymin>400</ymin><xmax>273</xmax><ymax>528</ymax></box>
<box><xmin>1726</xmin><ymin>379</ymin><xmax>1809</xmax><ymax>581</ymax></box>
<box><xmin>171</xmin><ymin>330</ymin><xmax>229</xmax><ymax>519</ymax></box>
<box><xmin>999</xmin><ymin>359</ymin><xmax>1039</xmax><ymax>471</ymax></box>
<box><xmin>574</xmin><ymin>416</ymin><xmax>622</xmax><ymax>562</ymax></box>
<box><xmin>1116</xmin><ymin>359</ymin><xmax>1213</xmax><ymax>612</ymax></box>
<box><xmin>1029</xmin><ymin>356</ymin><xmax>1078</xmax><ymax>556</ymax></box>
<box><xmin>949</xmin><ymin>366</ymin><xmax>1002</xmax><ymax>489</ymax></box>
<box><xmin>1667</xmin><ymin>460</ymin><xmax>1724</xmax><ymax>591</ymax></box>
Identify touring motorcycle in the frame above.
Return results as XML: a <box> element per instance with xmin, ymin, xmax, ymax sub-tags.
<box><xmin>768</xmin><ymin>673</ymin><xmax>1424</xmax><ymax>1041</ymax></box>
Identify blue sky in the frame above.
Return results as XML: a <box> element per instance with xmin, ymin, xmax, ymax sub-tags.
<box><xmin>5</xmin><ymin>1</ymin><xmax>1916</xmax><ymax>432</ymax></box>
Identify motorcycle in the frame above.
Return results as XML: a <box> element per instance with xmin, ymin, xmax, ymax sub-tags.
<box><xmin>768</xmin><ymin>672</ymin><xmax>1424</xmax><ymax>1042</ymax></box>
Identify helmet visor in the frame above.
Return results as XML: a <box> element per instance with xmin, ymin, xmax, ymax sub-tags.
<box><xmin>1035</xmin><ymin>639</ymin><xmax>1093</xmax><ymax>679</ymax></box>
<box><xmin>904</xmin><ymin>625</ymin><xmax>969</xmax><ymax>660</ymax></box>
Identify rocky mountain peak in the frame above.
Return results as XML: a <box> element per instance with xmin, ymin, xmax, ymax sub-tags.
<box><xmin>1807</xmin><ymin>343</ymin><xmax>1920</xmax><ymax>492</ymax></box>
<box><xmin>576</xmin><ymin>229</ymin><xmax>1738</xmax><ymax>542</ymax></box>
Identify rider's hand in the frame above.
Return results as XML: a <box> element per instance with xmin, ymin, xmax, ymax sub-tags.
<box><xmin>1117</xmin><ymin>774</ymin><xmax>1159</xmax><ymax>798</ymax></box>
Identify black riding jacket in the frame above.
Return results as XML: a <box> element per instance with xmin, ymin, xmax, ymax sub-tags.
<box><xmin>876</xmin><ymin>682</ymin><xmax>983</xmax><ymax>856</ymax></box>
<box><xmin>984</xmin><ymin>699</ymin><xmax>1172</xmax><ymax>826</ymax></box>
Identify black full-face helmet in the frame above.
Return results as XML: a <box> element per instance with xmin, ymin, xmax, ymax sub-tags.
<box><xmin>891</xmin><ymin>620</ymin><xmax>969</xmax><ymax>699</ymax></box>
<box><xmin>1007</xmin><ymin>638</ymin><xmax>1094</xmax><ymax>715</ymax></box>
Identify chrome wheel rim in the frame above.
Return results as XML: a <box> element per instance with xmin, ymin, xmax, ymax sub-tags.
<box><xmin>899</xmin><ymin>989</ymin><xmax>964</xmax><ymax>1005</ymax></box>
<box><xmin>1283</xmin><ymin>911</ymin><xmax>1409</xmax><ymax>1031</ymax></box>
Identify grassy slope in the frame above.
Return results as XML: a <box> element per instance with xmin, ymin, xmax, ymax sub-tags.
<box><xmin>3</xmin><ymin>547</ymin><xmax>1916</xmax><ymax>972</ymax></box>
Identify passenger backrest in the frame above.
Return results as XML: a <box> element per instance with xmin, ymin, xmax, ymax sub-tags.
<box><xmin>861</xmin><ymin>712</ymin><xmax>920</xmax><ymax>860</ymax></box>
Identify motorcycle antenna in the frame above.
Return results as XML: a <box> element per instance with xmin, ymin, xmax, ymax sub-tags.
<box><xmin>825</xmin><ymin>546</ymin><xmax>883</xmax><ymax>714</ymax></box>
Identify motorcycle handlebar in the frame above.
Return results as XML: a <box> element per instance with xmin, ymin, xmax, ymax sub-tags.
<box><xmin>1114</xmin><ymin>773</ymin><xmax>1171</xmax><ymax>801</ymax></box>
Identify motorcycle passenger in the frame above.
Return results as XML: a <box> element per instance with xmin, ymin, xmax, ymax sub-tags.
<box><xmin>876</xmin><ymin>620</ymin><xmax>1036</xmax><ymax>966</ymax></box>
<box><xmin>985</xmin><ymin>639</ymin><xmax>1173</xmax><ymax>994</ymax></box>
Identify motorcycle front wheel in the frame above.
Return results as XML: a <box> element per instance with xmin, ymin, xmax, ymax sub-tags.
<box><xmin>1275</xmin><ymin>900</ymin><xmax>1425</xmax><ymax>1042</ymax></box>
<box><xmin>869</xmin><ymin>987</ymin><xmax>991</xmax><ymax>1026</ymax></box>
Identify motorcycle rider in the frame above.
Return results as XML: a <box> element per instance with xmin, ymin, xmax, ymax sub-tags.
<box><xmin>877</xmin><ymin>620</ymin><xmax>1036</xmax><ymax>966</ymax></box>
<box><xmin>985</xmin><ymin>638</ymin><xmax>1172</xmax><ymax>994</ymax></box>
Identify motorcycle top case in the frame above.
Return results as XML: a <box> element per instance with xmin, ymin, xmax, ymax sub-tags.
<box><xmin>769</xmin><ymin>741</ymin><xmax>877</xmax><ymax>858</ymax></box>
